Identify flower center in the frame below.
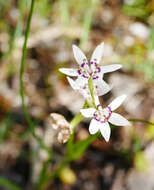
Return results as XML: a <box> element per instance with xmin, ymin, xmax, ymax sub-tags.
<box><xmin>93</xmin><ymin>106</ymin><xmax>111</xmax><ymax>123</ymax></box>
<box><xmin>90</xmin><ymin>61</ymin><xmax>101</xmax><ymax>80</ymax></box>
<box><xmin>78</xmin><ymin>59</ymin><xmax>101</xmax><ymax>80</ymax></box>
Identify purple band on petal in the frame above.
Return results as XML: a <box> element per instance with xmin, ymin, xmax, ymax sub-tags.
<box><xmin>78</xmin><ymin>69</ymin><xmax>81</xmax><ymax>75</ymax></box>
<box><xmin>108</xmin><ymin>106</ymin><xmax>111</xmax><ymax>112</ymax></box>
<box><xmin>81</xmin><ymin>62</ymin><xmax>85</xmax><ymax>68</ymax></box>
<box><xmin>100</xmin><ymin>120</ymin><xmax>106</xmax><ymax>124</ymax></box>
<box><xmin>93</xmin><ymin>111</ymin><xmax>97</xmax><ymax>117</ymax></box>
<box><xmin>107</xmin><ymin>113</ymin><xmax>111</xmax><ymax>120</ymax></box>
<box><xmin>97</xmin><ymin>104</ymin><xmax>101</xmax><ymax>108</ymax></box>
<box><xmin>94</xmin><ymin>117</ymin><xmax>100</xmax><ymax>122</ymax></box>
<box><xmin>92</xmin><ymin>76</ymin><xmax>99</xmax><ymax>80</ymax></box>
<box><xmin>90</xmin><ymin>61</ymin><xmax>93</xmax><ymax>64</ymax></box>
<box><xmin>97</xmin><ymin>67</ymin><xmax>101</xmax><ymax>73</ymax></box>
<box><xmin>106</xmin><ymin>106</ymin><xmax>112</xmax><ymax>120</ymax></box>
<box><xmin>82</xmin><ymin>74</ymin><xmax>89</xmax><ymax>79</ymax></box>
<box><xmin>94</xmin><ymin>106</ymin><xmax>112</xmax><ymax>124</ymax></box>
<box><xmin>94</xmin><ymin>117</ymin><xmax>106</xmax><ymax>123</ymax></box>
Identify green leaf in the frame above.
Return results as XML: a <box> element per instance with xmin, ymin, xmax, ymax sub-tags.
<box><xmin>68</xmin><ymin>133</ymin><xmax>100</xmax><ymax>160</ymax></box>
<box><xmin>122</xmin><ymin>5</ymin><xmax>148</xmax><ymax>18</ymax></box>
<box><xmin>0</xmin><ymin>177</ymin><xmax>22</xmax><ymax>190</ymax></box>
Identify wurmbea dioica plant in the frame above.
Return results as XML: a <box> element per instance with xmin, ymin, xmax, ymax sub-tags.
<box><xmin>59</xmin><ymin>42</ymin><xmax>130</xmax><ymax>142</ymax></box>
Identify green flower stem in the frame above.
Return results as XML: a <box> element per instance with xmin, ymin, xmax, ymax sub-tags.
<box><xmin>129</xmin><ymin>118</ymin><xmax>154</xmax><ymax>126</ymax></box>
<box><xmin>70</xmin><ymin>112</ymin><xmax>83</xmax><ymax>130</ymax></box>
<box><xmin>19</xmin><ymin>0</ymin><xmax>51</xmax><ymax>155</ymax></box>
<box><xmin>88</xmin><ymin>77</ymin><xmax>97</xmax><ymax>108</ymax></box>
<box><xmin>67</xmin><ymin>112</ymin><xmax>83</xmax><ymax>152</ymax></box>
<box><xmin>67</xmin><ymin>101</ymin><xmax>89</xmax><ymax>151</ymax></box>
<box><xmin>20</xmin><ymin>0</ymin><xmax>35</xmax><ymax>133</ymax></box>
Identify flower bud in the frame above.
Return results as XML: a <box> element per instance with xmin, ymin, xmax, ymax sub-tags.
<box><xmin>50</xmin><ymin>113</ymin><xmax>72</xmax><ymax>143</ymax></box>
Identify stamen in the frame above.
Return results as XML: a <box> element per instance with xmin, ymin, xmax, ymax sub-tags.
<box><xmin>77</xmin><ymin>69</ymin><xmax>81</xmax><ymax>75</ymax></box>
<box><xmin>92</xmin><ymin>76</ymin><xmax>99</xmax><ymax>80</ymax></box>
<box><xmin>108</xmin><ymin>106</ymin><xmax>111</xmax><ymax>112</ymax></box>
<box><xmin>81</xmin><ymin>62</ymin><xmax>85</xmax><ymax>68</ymax></box>
<box><xmin>82</xmin><ymin>74</ymin><xmax>89</xmax><ymax>79</ymax></box>
<box><xmin>97</xmin><ymin>104</ymin><xmax>101</xmax><ymax>108</ymax></box>
<box><xmin>97</xmin><ymin>67</ymin><xmax>101</xmax><ymax>73</ymax></box>
<box><xmin>94</xmin><ymin>117</ymin><xmax>100</xmax><ymax>122</ymax></box>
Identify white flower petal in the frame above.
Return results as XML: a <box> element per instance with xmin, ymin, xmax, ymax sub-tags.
<box><xmin>99</xmin><ymin>122</ymin><xmax>111</xmax><ymax>142</ymax></box>
<box><xmin>80</xmin><ymin>89</ymin><xmax>91</xmax><ymax>100</ymax></box>
<box><xmin>76</xmin><ymin>76</ymin><xmax>88</xmax><ymax>86</ymax></box>
<box><xmin>67</xmin><ymin>77</ymin><xmax>79</xmax><ymax>90</ymax></box>
<box><xmin>109</xmin><ymin>112</ymin><xmax>131</xmax><ymax>126</ymax></box>
<box><xmin>72</xmin><ymin>45</ymin><xmax>88</xmax><ymax>65</ymax></box>
<box><xmin>70</xmin><ymin>77</ymin><xmax>91</xmax><ymax>99</ymax></box>
<box><xmin>101</xmin><ymin>64</ymin><xmax>122</xmax><ymax>74</ymax></box>
<box><xmin>94</xmin><ymin>95</ymin><xmax>100</xmax><ymax>106</ymax></box>
<box><xmin>109</xmin><ymin>95</ymin><xmax>126</xmax><ymax>111</ymax></box>
<box><xmin>89</xmin><ymin>119</ymin><xmax>100</xmax><ymax>134</ymax></box>
<box><xmin>93</xmin><ymin>79</ymin><xmax>111</xmax><ymax>96</ymax></box>
<box><xmin>59</xmin><ymin>68</ymin><xmax>78</xmax><ymax>77</ymax></box>
<box><xmin>90</xmin><ymin>42</ymin><xmax>104</xmax><ymax>64</ymax></box>
<box><xmin>80</xmin><ymin>108</ymin><xmax>96</xmax><ymax>118</ymax></box>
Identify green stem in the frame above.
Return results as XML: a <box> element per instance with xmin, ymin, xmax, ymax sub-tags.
<box><xmin>20</xmin><ymin>0</ymin><xmax>35</xmax><ymax>133</ymax></box>
<box><xmin>67</xmin><ymin>101</ymin><xmax>89</xmax><ymax>151</ymax></box>
<box><xmin>129</xmin><ymin>118</ymin><xmax>154</xmax><ymax>126</ymax></box>
<box><xmin>19</xmin><ymin>0</ymin><xmax>51</xmax><ymax>154</ymax></box>
<box><xmin>67</xmin><ymin>112</ymin><xmax>83</xmax><ymax>152</ymax></box>
<box><xmin>70</xmin><ymin>112</ymin><xmax>83</xmax><ymax>129</ymax></box>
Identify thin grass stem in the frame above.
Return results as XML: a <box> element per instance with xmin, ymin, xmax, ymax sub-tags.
<box><xmin>19</xmin><ymin>0</ymin><xmax>51</xmax><ymax>155</ymax></box>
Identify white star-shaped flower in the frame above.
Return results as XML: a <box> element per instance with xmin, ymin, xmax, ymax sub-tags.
<box><xmin>80</xmin><ymin>95</ymin><xmax>131</xmax><ymax>142</ymax></box>
<box><xmin>59</xmin><ymin>42</ymin><xmax>122</xmax><ymax>97</ymax></box>
<box><xmin>66</xmin><ymin>76</ymin><xmax>110</xmax><ymax>102</ymax></box>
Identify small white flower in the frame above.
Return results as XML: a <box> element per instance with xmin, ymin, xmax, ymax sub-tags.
<box><xmin>67</xmin><ymin>76</ymin><xmax>91</xmax><ymax>100</ymax></box>
<box><xmin>67</xmin><ymin>76</ymin><xmax>110</xmax><ymax>101</ymax></box>
<box><xmin>59</xmin><ymin>42</ymin><xmax>122</xmax><ymax>97</ymax></box>
<box><xmin>80</xmin><ymin>95</ymin><xmax>131</xmax><ymax>142</ymax></box>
